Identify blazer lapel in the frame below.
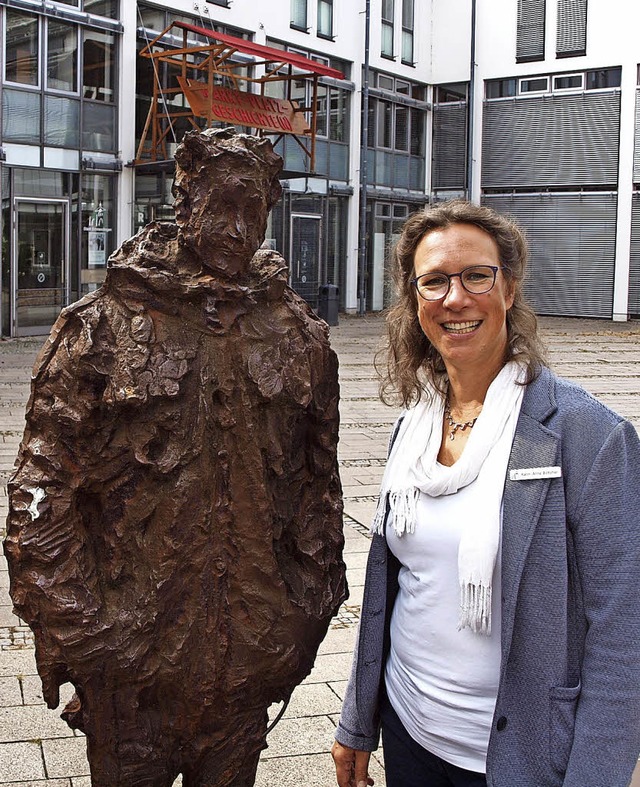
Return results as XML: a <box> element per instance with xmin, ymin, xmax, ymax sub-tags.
<box><xmin>500</xmin><ymin>370</ymin><xmax>559</xmax><ymax>672</ymax></box>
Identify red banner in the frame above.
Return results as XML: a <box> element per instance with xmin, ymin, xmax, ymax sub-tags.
<box><xmin>177</xmin><ymin>78</ymin><xmax>311</xmax><ymax>135</ymax></box>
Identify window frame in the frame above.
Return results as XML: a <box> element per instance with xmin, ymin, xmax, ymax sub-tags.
<box><xmin>519</xmin><ymin>75</ymin><xmax>550</xmax><ymax>94</ymax></box>
<box><xmin>401</xmin><ymin>0</ymin><xmax>414</xmax><ymax>66</ymax></box>
<box><xmin>290</xmin><ymin>0</ymin><xmax>309</xmax><ymax>32</ymax></box>
<box><xmin>317</xmin><ymin>0</ymin><xmax>334</xmax><ymax>40</ymax></box>
<box><xmin>381</xmin><ymin>0</ymin><xmax>395</xmax><ymax>60</ymax></box>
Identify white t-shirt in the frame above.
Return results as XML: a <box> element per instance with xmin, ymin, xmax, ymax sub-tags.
<box><xmin>384</xmin><ymin>422</ymin><xmax>516</xmax><ymax>773</ymax></box>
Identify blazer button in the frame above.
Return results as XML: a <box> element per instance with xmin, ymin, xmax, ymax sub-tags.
<box><xmin>496</xmin><ymin>716</ymin><xmax>507</xmax><ymax>731</ymax></box>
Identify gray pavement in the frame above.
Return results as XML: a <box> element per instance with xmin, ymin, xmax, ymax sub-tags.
<box><xmin>0</xmin><ymin>313</ymin><xmax>639</xmax><ymax>786</ymax></box>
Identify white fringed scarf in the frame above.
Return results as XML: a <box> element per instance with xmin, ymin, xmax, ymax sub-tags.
<box><xmin>372</xmin><ymin>361</ymin><xmax>525</xmax><ymax>635</ymax></box>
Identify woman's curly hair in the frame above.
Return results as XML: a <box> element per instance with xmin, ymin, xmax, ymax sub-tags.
<box><xmin>377</xmin><ymin>200</ymin><xmax>547</xmax><ymax>408</ymax></box>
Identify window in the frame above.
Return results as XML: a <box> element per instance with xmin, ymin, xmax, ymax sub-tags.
<box><xmin>84</xmin><ymin>0</ymin><xmax>119</xmax><ymax>16</ymax></box>
<box><xmin>381</xmin><ymin>0</ymin><xmax>395</xmax><ymax>58</ymax></box>
<box><xmin>587</xmin><ymin>67</ymin><xmax>621</xmax><ymax>90</ymax></box>
<box><xmin>553</xmin><ymin>73</ymin><xmax>583</xmax><ymax>91</ymax></box>
<box><xmin>291</xmin><ymin>0</ymin><xmax>308</xmax><ymax>31</ymax></box>
<box><xmin>485</xmin><ymin>78</ymin><xmax>517</xmax><ymax>99</ymax></box>
<box><xmin>401</xmin><ymin>0</ymin><xmax>414</xmax><ymax>65</ymax></box>
<box><xmin>4</xmin><ymin>10</ymin><xmax>39</xmax><ymax>86</ymax></box>
<box><xmin>47</xmin><ymin>20</ymin><xmax>78</xmax><ymax>93</ymax></box>
<box><xmin>367</xmin><ymin>76</ymin><xmax>427</xmax><ymax>190</ymax></box>
<box><xmin>83</xmin><ymin>30</ymin><xmax>116</xmax><ymax>101</ymax></box>
<box><xmin>557</xmin><ymin>0</ymin><xmax>587</xmax><ymax>58</ymax></box>
<box><xmin>3</xmin><ymin>11</ymin><xmax>118</xmax><ymax>152</ymax></box>
<box><xmin>516</xmin><ymin>0</ymin><xmax>546</xmax><ymax>63</ymax></box>
<box><xmin>519</xmin><ymin>76</ymin><xmax>549</xmax><ymax>93</ymax></box>
<box><xmin>318</xmin><ymin>0</ymin><xmax>333</xmax><ymax>38</ymax></box>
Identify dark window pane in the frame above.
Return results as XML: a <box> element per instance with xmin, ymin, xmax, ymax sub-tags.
<box><xmin>2</xmin><ymin>89</ymin><xmax>41</xmax><ymax>142</ymax></box>
<box><xmin>47</xmin><ymin>20</ymin><xmax>78</xmax><ymax>93</ymax></box>
<box><xmin>486</xmin><ymin>79</ymin><xmax>517</xmax><ymax>99</ymax></box>
<box><xmin>83</xmin><ymin>30</ymin><xmax>116</xmax><ymax>101</ymax></box>
<box><xmin>329</xmin><ymin>89</ymin><xmax>348</xmax><ymax>142</ymax></box>
<box><xmin>316</xmin><ymin>84</ymin><xmax>328</xmax><ymax>137</ymax></box>
<box><xmin>378</xmin><ymin>100</ymin><xmax>393</xmax><ymax>148</ymax></box>
<box><xmin>410</xmin><ymin>108</ymin><xmax>424</xmax><ymax>156</ymax></box>
<box><xmin>586</xmin><ymin>67</ymin><xmax>622</xmax><ymax>89</ymax></box>
<box><xmin>554</xmin><ymin>74</ymin><xmax>582</xmax><ymax>90</ymax></box>
<box><xmin>367</xmin><ymin>100</ymin><xmax>376</xmax><ymax>148</ymax></box>
<box><xmin>83</xmin><ymin>102</ymin><xmax>116</xmax><ymax>151</ymax></box>
<box><xmin>5</xmin><ymin>10</ymin><xmax>39</xmax><ymax>86</ymax></box>
<box><xmin>520</xmin><ymin>77</ymin><xmax>548</xmax><ymax>92</ymax></box>
<box><xmin>395</xmin><ymin>105</ymin><xmax>409</xmax><ymax>151</ymax></box>
<box><xmin>45</xmin><ymin>95</ymin><xmax>80</xmax><ymax>147</ymax></box>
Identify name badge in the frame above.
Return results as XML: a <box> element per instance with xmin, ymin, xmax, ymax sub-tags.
<box><xmin>510</xmin><ymin>466</ymin><xmax>562</xmax><ymax>481</ymax></box>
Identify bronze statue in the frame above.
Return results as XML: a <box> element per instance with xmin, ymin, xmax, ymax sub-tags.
<box><xmin>4</xmin><ymin>129</ymin><xmax>347</xmax><ymax>786</ymax></box>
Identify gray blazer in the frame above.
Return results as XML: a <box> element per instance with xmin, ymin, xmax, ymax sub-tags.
<box><xmin>335</xmin><ymin>367</ymin><xmax>640</xmax><ymax>787</ymax></box>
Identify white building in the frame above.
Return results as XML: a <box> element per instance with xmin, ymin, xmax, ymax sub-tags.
<box><xmin>0</xmin><ymin>0</ymin><xmax>637</xmax><ymax>336</ymax></box>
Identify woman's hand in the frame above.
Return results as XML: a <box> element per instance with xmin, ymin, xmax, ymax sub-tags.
<box><xmin>331</xmin><ymin>740</ymin><xmax>374</xmax><ymax>787</ymax></box>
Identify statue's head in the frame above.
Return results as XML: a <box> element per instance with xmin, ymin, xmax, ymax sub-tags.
<box><xmin>172</xmin><ymin>128</ymin><xmax>283</xmax><ymax>275</ymax></box>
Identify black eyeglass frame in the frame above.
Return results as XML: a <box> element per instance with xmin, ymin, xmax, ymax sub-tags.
<box><xmin>411</xmin><ymin>265</ymin><xmax>500</xmax><ymax>301</ymax></box>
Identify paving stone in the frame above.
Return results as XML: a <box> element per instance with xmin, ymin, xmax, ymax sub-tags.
<box><xmin>42</xmin><ymin>736</ymin><xmax>90</xmax><ymax>779</ymax></box>
<box><xmin>304</xmin><ymin>652</ymin><xmax>352</xmax><ymax>684</ymax></box>
<box><xmin>0</xmin><ymin>649</ymin><xmax>37</xmax><ymax>678</ymax></box>
<box><xmin>262</xmin><ymin>715</ymin><xmax>336</xmax><ymax>759</ymax></box>
<box><xmin>0</xmin><ymin>676</ymin><xmax>22</xmax><ymax>708</ymax></box>
<box><xmin>1</xmin><ymin>781</ymin><xmax>70</xmax><ymax>787</ymax></box>
<box><xmin>255</xmin><ymin>750</ymin><xmax>386</xmax><ymax>787</ymax></box>
<box><xmin>317</xmin><ymin>626</ymin><xmax>356</xmax><ymax>656</ymax></box>
<box><xmin>282</xmin><ymin>682</ymin><xmax>343</xmax><ymax>719</ymax></box>
<box><xmin>0</xmin><ymin>704</ymin><xmax>73</xmax><ymax>743</ymax></box>
<box><xmin>0</xmin><ymin>741</ymin><xmax>46</xmax><ymax>780</ymax></box>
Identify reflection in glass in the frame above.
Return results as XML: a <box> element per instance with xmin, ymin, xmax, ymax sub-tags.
<box><xmin>82</xmin><ymin>103</ymin><xmax>116</xmax><ymax>151</ymax></box>
<box><xmin>83</xmin><ymin>30</ymin><xmax>115</xmax><ymax>101</ymax></box>
<box><xmin>2</xmin><ymin>90</ymin><xmax>41</xmax><ymax>143</ymax></box>
<box><xmin>81</xmin><ymin>174</ymin><xmax>113</xmax><ymax>294</ymax></box>
<box><xmin>16</xmin><ymin>201</ymin><xmax>68</xmax><ymax>330</ymax></box>
<box><xmin>45</xmin><ymin>96</ymin><xmax>80</xmax><ymax>147</ymax></box>
<box><xmin>5</xmin><ymin>10</ymin><xmax>39</xmax><ymax>86</ymax></box>
<box><xmin>47</xmin><ymin>20</ymin><xmax>78</xmax><ymax>92</ymax></box>
<box><xmin>84</xmin><ymin>0</ymin><xmax>118</xmax><ymax>17</ymax></box>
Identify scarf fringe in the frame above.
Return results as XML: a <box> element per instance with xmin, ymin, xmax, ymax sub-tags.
<box><xmin>459</xmin><ymin>582</ymin><xmax>492</xmax><ymax>636</ymax></box>
<box><xmin>371</xmin><ymin>488</ymin><xmax>419</xmax><ymax>537</ymax></box>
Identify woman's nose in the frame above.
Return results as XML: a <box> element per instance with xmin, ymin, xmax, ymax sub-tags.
<box><xmin>442</xmin><ymin>275</ymin><xmax>469</xmax><ymax>308</ymax></box>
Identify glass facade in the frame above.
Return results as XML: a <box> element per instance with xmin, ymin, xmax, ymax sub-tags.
<box><xmin>0</xmin><ymin>3</ymin><xmax>120</xmax><ymax>335</ymax></box>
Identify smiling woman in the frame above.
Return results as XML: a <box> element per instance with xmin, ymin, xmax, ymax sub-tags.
<box><xmin>331</xmin><ymin>200</ymin><xmax>640</xmax><ymax>787</ymax></box>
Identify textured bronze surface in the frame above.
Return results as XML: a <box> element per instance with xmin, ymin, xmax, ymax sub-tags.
<box><xmin>4</xmin><ymin>129</ymin><xmax>347</xmax><ymax>786</ymax></box>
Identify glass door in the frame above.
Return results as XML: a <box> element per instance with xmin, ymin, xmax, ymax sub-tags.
<box><xmin>13</xmin><ymin>199</ymin><xmax>70</xmax><ymax>335</ymax></box>
<box><xmin>290</xmin><ymin>214</ymin><xmax>322</xmax><ymax>307</ymax></box>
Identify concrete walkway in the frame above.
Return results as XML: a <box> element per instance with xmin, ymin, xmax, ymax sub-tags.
<box><xmin>0</xmin><ymin>313</ymin><xmax>639</xmax><ymax>786</ymax></box>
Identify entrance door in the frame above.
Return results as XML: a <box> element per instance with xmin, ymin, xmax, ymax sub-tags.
<box><xmin>13</xmin><ymin>199</ymin><xmax>70</xmax><ymax>335</ymax></box>
<box><xmin>290</xmin><ymin>214</ymin><xmax>322</xmax><ymax>307</ymax></box>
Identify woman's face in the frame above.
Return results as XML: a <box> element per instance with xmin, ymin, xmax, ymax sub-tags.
<box><xmin>413</xmin><ymin>223</ymin><xmax>514</xmax><ymax>380</ymax></box>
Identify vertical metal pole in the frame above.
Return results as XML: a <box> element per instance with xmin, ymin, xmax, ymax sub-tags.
<box><xmin>357</xmin><ymin>0</ymin><xmax>371</xmax><ymax>315</ymax></box>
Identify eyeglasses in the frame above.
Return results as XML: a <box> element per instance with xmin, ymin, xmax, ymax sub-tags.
<box><xmin>411</xmin><ymin>265</ymin><xmax>500</xmax><ymax>301</ymax></box>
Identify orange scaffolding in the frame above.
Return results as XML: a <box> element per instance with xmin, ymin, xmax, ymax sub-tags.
<box><xmin>136</xmin><ymin>21</ymin><xmax>344</xmax><ymax>171</ymax></box>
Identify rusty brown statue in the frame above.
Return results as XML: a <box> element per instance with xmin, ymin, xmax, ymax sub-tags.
<box><xmin>4</xmin><ymin>128</ymin><xmax>347</xmax><ymax>786</ymax></box>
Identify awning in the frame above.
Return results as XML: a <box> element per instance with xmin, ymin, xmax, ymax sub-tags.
<box><xmin>172</xmin><ymin>21</ymin><xmax>345</xmax><ymax>81</ymax></box>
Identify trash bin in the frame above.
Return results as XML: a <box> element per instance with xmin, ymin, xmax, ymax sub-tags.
<box><xmin>317</xmin><ymin>284</ymin><xmax>339</xmax><ymax>326</ymax></box>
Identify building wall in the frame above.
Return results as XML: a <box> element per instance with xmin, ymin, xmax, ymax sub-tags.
<box><xmin>468</xmin><ymin>0</ymin><xmax>640</xmax><ymax>319</ymax></box>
